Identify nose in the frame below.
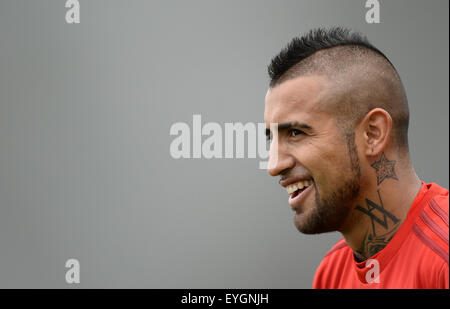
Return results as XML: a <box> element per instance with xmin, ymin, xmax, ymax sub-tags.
<box><xmin>267</xmin><ymin>141</ymin><xmax>295</xmax><ymax>177</ymax></box>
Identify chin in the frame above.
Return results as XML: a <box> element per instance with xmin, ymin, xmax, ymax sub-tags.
<box><xmin>293</xmin><ymin>208</ymin><xmax>341</xmax><ymax>235</ymax></box>
<box><xmin>294</xmin><ymin>210</ymin><xmax>322</xmax><ymax>234</ymax></box>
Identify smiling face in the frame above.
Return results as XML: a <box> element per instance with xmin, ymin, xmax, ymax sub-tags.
<box><xmin>264</xmin><ymin>75</ymin><xmax>362</xmax><ymax>234</ymax></box>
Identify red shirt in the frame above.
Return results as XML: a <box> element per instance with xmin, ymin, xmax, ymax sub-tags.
<box><xmin>313</xmin><ymin>182</ymin><xmax>449</xmax><ymax>289</ymax></box>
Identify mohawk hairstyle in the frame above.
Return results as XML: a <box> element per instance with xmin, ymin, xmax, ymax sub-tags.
<box><xmin>268</xmin><ymin>27</ymin><xmax>391</xmax><ymax>87</ymax></box>
<box><xmin>266</xmin><ymin>27</ymin><xmax>410</xmax><ymax>152</ymax></box>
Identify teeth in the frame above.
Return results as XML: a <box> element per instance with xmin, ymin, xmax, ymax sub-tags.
<box><xmin>286</xmin><ymin>180</ymin><xmax>313</xmax><ymax>195</ymax></box>
<box><xmin>287</xmin><ymin>186</ymin><xmax>295</xmax><ymax>195</ymax></box>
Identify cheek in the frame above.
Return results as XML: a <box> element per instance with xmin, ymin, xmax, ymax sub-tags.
<box><xmin>308</xmin><ymin>142</ymin><xmax>349</xmax><ymax>187</ymax></box>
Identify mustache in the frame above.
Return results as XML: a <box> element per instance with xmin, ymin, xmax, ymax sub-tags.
<box><xmin>278</xmin><ymin>172</ymin><xmax>311</xmax><ymax>184</ymax></box>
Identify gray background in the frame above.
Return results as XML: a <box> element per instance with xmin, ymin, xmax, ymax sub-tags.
<box><xmin>0</xmin><ymin>0</ymin><xmax>448</xmax><ymax>288</ymax></box>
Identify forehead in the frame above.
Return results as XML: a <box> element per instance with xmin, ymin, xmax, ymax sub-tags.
<box><xmin>264</xmin><ymin>75</ymin><xmax>331</xmax><ymax>125</ymax></box>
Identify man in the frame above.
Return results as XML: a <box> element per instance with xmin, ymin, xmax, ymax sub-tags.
<box><xmin>264</xmin><ymin>27</ymin><xmax>448</xmax><ymax>288</ymax></box>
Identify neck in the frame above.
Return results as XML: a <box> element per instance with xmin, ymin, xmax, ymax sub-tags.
<box><xmin>340</xmin><ymin>151</ymin><xmax>422</xmax><ymax>261</ymax></box>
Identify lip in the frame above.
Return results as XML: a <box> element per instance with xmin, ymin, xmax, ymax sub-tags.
<box><xmin>288</xmin><ymin>182</ymin><xmax>314</xmax><ymax>212</ymax></box>
<box><xmin>279</xmin><ymin>176</ymin><xmax>313</xmax><ymax>188</ymax></box>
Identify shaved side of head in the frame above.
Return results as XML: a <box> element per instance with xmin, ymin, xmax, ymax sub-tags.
<box><xmin>268</xmin><ymin>27</ymin><xmax>410</xmax><ymax>152</ymax></box>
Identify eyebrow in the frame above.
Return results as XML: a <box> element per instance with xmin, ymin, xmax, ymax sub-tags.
<box><xmin>266</xmin><ymin>121</ymin><xmax>313</xmax><ymax>136</ymax></box>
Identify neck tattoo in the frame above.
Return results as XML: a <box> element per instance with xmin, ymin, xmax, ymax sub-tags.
<box><xmin>353</xmin><ymin>152</ymin><xmax>400</xmax><ymax>260</ymax></box>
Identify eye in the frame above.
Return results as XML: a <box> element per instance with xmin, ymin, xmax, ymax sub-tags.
<box><xmin>266</xmin><ymin>129</ymin><xmax>273</xmax><ymax>142</ymax></box>
<box><xmin>288</xmin><ymin>129</ymin><xmax>305</xmax><ymax>137</ymax></box>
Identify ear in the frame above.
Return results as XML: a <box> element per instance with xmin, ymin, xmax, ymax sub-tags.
<box><xmin>359</xmin><ymin>108</ymin><xmax>392</xmax><ymax>157</ymax></box>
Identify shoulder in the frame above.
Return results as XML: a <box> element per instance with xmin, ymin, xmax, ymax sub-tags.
<box><xmin>324</xmin><ymin>238</ymin><xmax>349</xmax><ymax>258</ymax></box>
<box><xmin>395</xmin><ymin>183</ymin><xmax>449</xmax><ymax>288</ymax></box>
<box><xmin>412</xmin><ymin>184</ymin><xmax>448</xmax><ymax>264</ymax></box>
<box><xmin>312</xmin><ymin>238</ymin><xmax>352</xmax><ymax>289</ymax></box>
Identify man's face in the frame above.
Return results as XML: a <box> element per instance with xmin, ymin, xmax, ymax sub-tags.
<box><xmin>264</xmin><ymin>76</ymin><xmax>361</xmax><ymax>234</ymax></box>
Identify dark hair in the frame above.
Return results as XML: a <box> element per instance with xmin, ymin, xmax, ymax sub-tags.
<box><xmin>268</xmin><ymin>27</ymin><xmax>390</xmax><ymax>87</ymax></box>
<box><xmin>266</xmin><ymin>27</ymin><xmax>410</xmax><ymax>152</ymax></box>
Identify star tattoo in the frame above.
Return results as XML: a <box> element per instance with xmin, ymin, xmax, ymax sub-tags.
<box><xmin>371</xmin><ymin>152</ymin><xmax>398</xmax><ymax>186</ymax></box>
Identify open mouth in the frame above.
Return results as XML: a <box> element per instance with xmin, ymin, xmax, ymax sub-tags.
<box><xmin>290</xmin><ymin>186</ymin><xmax>307</xmax><ymax>199</ymax></box>
<box><xmin>286</xmin><ymin>179</ymin><xmax>313</xmax><ymax>196</ymax></box>
<box><xmin>286</xmin><ymin>179</ymin><xmax>314</xmax><ymax>209</ymax></box>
